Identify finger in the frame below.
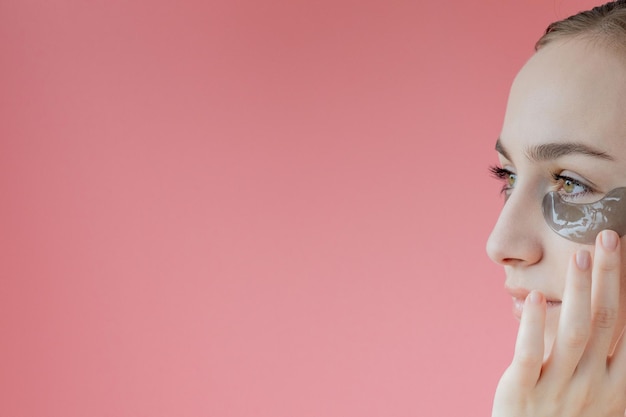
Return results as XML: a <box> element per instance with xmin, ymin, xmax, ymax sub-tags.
<box><xmin>543</xmin><ymin>250</ymin><xmax>591</xmax><ymax>381</ymax></box>
<box><xmin>608</xmin><ymin>324</ymin><xmax>626</xmax><ymax>386</ymax></box>
<box><xmin>509</xmin><ymin>290</ymin><xmax>546</xmax><ymax>389</ymax></box>
<box><xmin>608</xmin><ymin>324</ymin><xmax>626</xmax><ymax>390</ymax></box>
<box><xmin>580</xmin><ymin>230</ymin><xmax>621</xmax><ymax>373</ymax></box>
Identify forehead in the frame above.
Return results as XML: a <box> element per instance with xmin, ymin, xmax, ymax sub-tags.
<box><xmin>499</xmin><ymin>38</ymin><xmax>626</xmax><ymax>159</ymax></box>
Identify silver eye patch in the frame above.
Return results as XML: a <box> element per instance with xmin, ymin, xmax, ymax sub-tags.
<box><xmin>542</xmin><ymin>187</ymin><xmax>626</xmax><ymax>244</ymax></box>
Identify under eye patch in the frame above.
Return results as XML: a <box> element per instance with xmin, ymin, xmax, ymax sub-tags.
<box><xmin>542</xmin><ymin>187</ymin><xmax>626</xmax><ymax>244</ymax></box>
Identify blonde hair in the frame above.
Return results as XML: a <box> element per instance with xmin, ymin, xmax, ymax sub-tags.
<box><xmin>535</xmin><ymin>0</ymin><xmax>626</xmax><ymax>51</ymax></box>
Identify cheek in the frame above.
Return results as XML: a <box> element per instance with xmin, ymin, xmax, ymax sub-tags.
<box><xmin>540</xmin><ymin>239</ymin><xmax>626</xmax><ymax>358</ymax></box>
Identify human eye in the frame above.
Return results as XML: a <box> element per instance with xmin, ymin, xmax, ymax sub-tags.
<box><xmin>489</xmin><ymin>165</ymin><xmax>516</xmax><ymax>197</ymax></box>
<box><xmin>551</xmin><ymin>173</ymin><xmax>594</xmax><ymax>200</ymax></box>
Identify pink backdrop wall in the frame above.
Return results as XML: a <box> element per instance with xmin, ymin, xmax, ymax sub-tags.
<box><xmin>0</xmin><ymin>1</ymin><xmax>602</xmax><ymax>416</ymax></box>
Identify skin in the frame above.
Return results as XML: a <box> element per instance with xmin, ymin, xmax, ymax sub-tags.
<box><xmin>487</xmin><ymin>37</ymin><xmax>626</xmax><ymax>416</ymax></box>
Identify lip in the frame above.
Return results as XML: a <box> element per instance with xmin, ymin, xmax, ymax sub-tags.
<box><xmin>506</xmin><ymin>286</ymin><xmax>562</xmax><ymax>320</ymax></box>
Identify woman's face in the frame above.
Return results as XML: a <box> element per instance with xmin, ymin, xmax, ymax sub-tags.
<box><xmin>486</xmin><ymin>38</ymin><xmax>626</xmax><ymax>357</ymax></box>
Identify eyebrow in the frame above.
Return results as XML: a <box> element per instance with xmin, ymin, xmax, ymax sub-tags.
<box><xmin>495</xmin><ymin>138</ymin><xmax>614</xmax><ymax>162</ymax></box>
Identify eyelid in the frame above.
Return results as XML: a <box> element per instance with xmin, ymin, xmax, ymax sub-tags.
<box><xmin>550</xmin><ymin>172</ymin><xmax>601</xmax><ymax>203</ymax></box>
<box><xmin>489</xmin><ymin>165</ymin><xmax>515</xmax><ymax>179</ymax></box>
<box><xmin>553</xmin><ymin>171</ymin><xmax>598</xmax><ymax>192</ymax></box>
<box><xmin>489</xmin><ymin>165</ymin><xmax>517</xmax><ymax>199</ymax></box>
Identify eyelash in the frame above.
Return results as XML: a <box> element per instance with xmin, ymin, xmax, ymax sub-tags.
<box><xmin>489</xmin><ymin>166</ymin><xmax>515</xmax><ymax>196</ymax></box>
<box><xmin>488</xmin><ymin>165</ymin><xmax>594</xmax><ymax>199</ymax></box>
<box><xmin>551</xmin><ymin>173</ymin><xmax>593</xmax><ymax>198</ymax></box>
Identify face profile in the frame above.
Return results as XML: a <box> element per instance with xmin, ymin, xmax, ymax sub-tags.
<box><xmin>489</xmin><ymin>2</ymin><xmax>626</xmax><ymax>416</ymax></box>
<box><xmin>487</xmin><ymin>36</ymin><xmax>626</xmax><ymax>355</ymax></box>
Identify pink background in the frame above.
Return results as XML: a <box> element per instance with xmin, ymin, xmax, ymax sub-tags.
<box><xmin>0</xmin><ymin>0</ymin><xmax>601</xmax><ymax>416</ymax></box>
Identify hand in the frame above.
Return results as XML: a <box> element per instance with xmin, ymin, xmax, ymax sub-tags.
<box><xmin>492</xmin><ymin>230</ymin><xmax>626</xmax><ymax>417</ymax></box>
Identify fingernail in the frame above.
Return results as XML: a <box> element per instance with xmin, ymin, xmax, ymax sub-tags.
<box><xmin>576</xmin><ymin>250</ymin><xmax>591</xmax><ymax>270</ymax></box>
<box><xmin>602</xmin><ymin>230</ymin><xmax>618</xmax><ymax>251</ymax></box>
<box><xmin>528</xmin><ymin>291</ymin><xmax>543</xmax><ymax>304</ymax></box>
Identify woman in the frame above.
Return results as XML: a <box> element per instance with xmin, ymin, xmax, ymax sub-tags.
<box><xmin>488</xmin><ymin>1</ymin><xmax>626</xmax><ymax>416</ymax></box>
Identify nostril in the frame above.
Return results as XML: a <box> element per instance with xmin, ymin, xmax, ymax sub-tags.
<box><xmin>500</xmin><ymin>257</ymin><xmax>525</xmax><ymax>266</ymax></box>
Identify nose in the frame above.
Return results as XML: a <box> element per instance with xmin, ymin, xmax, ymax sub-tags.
<box><xmin>486</xmin><ymin>191</ymin><xmax>544</xmax><ymax>267</ymax></box>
